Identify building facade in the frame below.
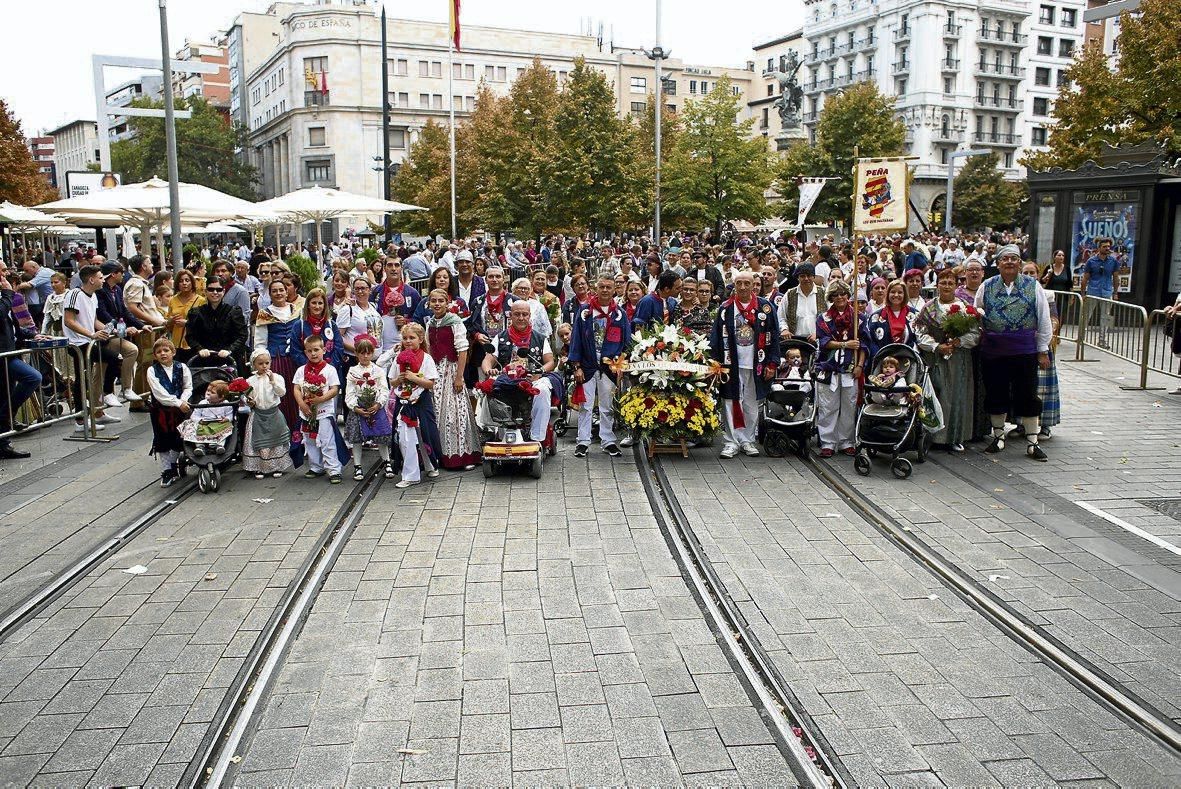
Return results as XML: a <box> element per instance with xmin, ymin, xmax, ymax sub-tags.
<box><xmin>46</xmin><ymin>120</ymin><xmax>99</xmax><ymax>197</ymax></box>
<box><xmin>105</xmin><ymin>75</ymin><xmax>164</xmax><ymax>142</ymax></box>
<box><xmin>750</xmin><ymin>31</ymin><xmax>807</xmax><ymax>149</ymax></box>
<box><xmin>25</xmin><ymin>136</ymin><xmax>56</xmax><ymax>190</ymax></box>
<box><xmin>225</xmin><ymin>3</ymin><xmax>302</xmax><ymax>132</ymax></box>
<box><xmin>173</xmin><ymin>40</ymin><xmax>232</xmax><ymax>110</ymax></box>
<box><xmin>799</xmin><ymin>0</ymin><xmax>1083</xmax><ymax>230</ymax></box>
<box><xmin>239</xmin><ymin>0</ymin><xmax>751</xmax><ymax>239</ymax></box>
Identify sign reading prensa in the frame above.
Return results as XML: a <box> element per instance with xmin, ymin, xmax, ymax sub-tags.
<box><xmin>853</xmin><ymin>158</ymin><xmax>909</xmax><ymax>233</ymax></box>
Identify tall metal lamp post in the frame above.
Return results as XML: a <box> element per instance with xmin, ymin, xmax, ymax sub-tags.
<box><xmin>644</xmin><ymin>0</ymin><xmax>667</xmax><ymax>247</ymax></box>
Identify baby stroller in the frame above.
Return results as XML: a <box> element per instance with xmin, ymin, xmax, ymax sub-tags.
<box><xmin>853</xmin><ymin>343</ymin><xmax>932</xmax><ymax>479</ymax></box>
<box><xmin>184</xmin><ymin>364</ymin><xmax>243</xmax><ymax>493</ymax></box>
<box><xmin>758</xmin><ymin>339</ymin><xmax>817</xmax><ymax>459</ymax></box>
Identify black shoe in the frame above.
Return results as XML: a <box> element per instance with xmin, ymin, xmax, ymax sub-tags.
<box><xmin>303</xmin><ymin>469</ymin><xmax>325</xmax><ymax>479</ymax></box>
<box><xmin>328</xmin><ymin>474</ymin><xmax>342</xmax><ymax>485</ymax></box>
<box><xmin>1026</xmin><ymin>443</ymin><xmax>1048</xmax><ymax>462</ymax></box>
<box><xmin>984</xmin><ymin>435</ymin><xmax>1005</xmax><ymax>454</ymax></box>
<box><xmin>573</xmin><ymin>444</ymin><xmax>589</xmax><ymax>458</ymax></box>
<box><xmin>603</xmin><ymin>443</ymin><xmax>622</xmax><ymax>457</ymax></box>
<box><xmin>215</xmin><ymin>446</ymin><xmax>226</xmax><ymax>455</ymax></box>
<box><xmin>383</xmin><ymin>461</ymin><xmax>396</xmax><ymax>479</ymax></box>
<box><xmin>0</xmin><ymin>445</ymin><xmax>31</xmax><ymax>460</ymax></box>
<box><xmin>353</xmin><ymin>465</ymin><xmax>364</xmax><ymax>481</ymax></box>
<box><xmin>160</xmin><ymin>470</ymin><xmax>177</xmax><ymax>488</ymax></box>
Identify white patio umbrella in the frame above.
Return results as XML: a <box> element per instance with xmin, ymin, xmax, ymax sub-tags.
<box><xmin>253</xmin><ymin>186</ymin><xmax>423</xmax><ymax>263</ymax></box>
<box><xmin>39</xmin><ymin>177</ymin><xmax>259</xmax><ymax>263</ymax></box>
<box><xmin>0</xmin><ymin>202</ymin><xmax>74</xmax><ymax>258</ymax></box>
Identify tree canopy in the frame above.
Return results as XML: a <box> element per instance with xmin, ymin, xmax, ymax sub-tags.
<box><xmin>111</xmin><ymin>96</ymin><xmax>258</xmax><ymax>200</ymax></box>
<box><xmin>1022</xmin><ymin>0</ymin><xmax>1181</xmax><ymax>170</ymax></box>
<box><xmin>777</xmin><ymin>81</ymin><xmax>906</xmax><ymax>226</ymax></box>
<box><xmin>0</xmin><ymin>100</ymin><xmax>57</xmax><ymax>206</ymax></box>
<box><xmin>951</xmin><ymin>151</ymin><xmax>1025</xmax><ymax>231</ymax></box>
<box><xmin>662</xmin><ymin>76</ymin><xmax>773</xmax><ymax>236</ymax></box>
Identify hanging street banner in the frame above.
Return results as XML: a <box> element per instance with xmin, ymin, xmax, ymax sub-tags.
<box><xmin>796</xmin><ymin>178</ymin><xmax>828</xmax><ymax>229</ymax></box>
<box><xmin>852</xmin><ymin>157</ymin><xmax>909</xmax><ymax>233</ymax></box>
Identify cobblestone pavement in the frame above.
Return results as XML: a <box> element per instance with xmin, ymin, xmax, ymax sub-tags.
<box><xmin>233</xmin><ymin>451</ymin><xmax>795</xmax><ymax>786</ymax></box>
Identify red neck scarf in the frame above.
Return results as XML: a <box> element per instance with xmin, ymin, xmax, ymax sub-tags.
<box><xmin>625</xmin><ymin>301</ymin><xmax>637</xmax><ymax>321</ymax></box>
<box><xmin>732</xmin><ymin>297</ymin><xmax>757</xmax><ymax>326</ymax></box>
<box><xmin>588</xmin><ymin>295</ymin><xmax>613</xmax><ymax>321</ymax></box>
<box><xmin>396</xmin><ymin>346</ymin><xmax>424</xmax><ymax>373</ymax></box>
<box><xmin>826</xmin><ymin>304</ymin><xmax>855</xmax><ymax>338</ymax></box>
<box><xmin>507</xmin><ymin>324</ymin><xmax>533</xmax><ymax>348</ymax></box>
<box><xmin>886</xmin><ymin>306</ymin><xmax>908</xmax><ymax>342</ymax></box>
<box><xmin>486</xmin><ymin>290</ymin><xmax>507</xmax><ymax>315</ymax></box>
<box><xmin>303</xmin><ymin>359</ymin><xmax>328</xmax><ymax>386</ymax></box>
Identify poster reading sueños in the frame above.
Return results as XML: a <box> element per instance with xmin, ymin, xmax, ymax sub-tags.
<box><xmin>1069</xmin><ymin>199</ymin><xmax>1137</xmax><ymax>293</ymax></box>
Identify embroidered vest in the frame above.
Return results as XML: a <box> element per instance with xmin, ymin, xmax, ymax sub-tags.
<box><xmin>980</xmin><ymin>274</ymin><xmax>1037</xmax><ymax>357</ymax></box>
<box><xmin>496</xmin><ymin>330</ymin><xmax>546</xmax><ymax>371</ymax></box>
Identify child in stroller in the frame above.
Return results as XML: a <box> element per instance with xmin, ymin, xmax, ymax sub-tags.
<box><xmin>854</xmin><ymin>344</ymin><xmax>931</xmax><ymax>479</ymax></box>
<box><xmin>866</xmin><ymin>356</ymin><xmax>911</xmax><ymax>406</ymax></box>
<box><xmin>179</xmin><ymin>380</ymin><xmax>234</xmax><ymax>456</ymax></box>
<box><xmin>759</xmin><ymin>339</ymin><xmax>817</xmax><ymax>458</ymax></box>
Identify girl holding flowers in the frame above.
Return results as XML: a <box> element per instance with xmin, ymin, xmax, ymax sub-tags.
<box><xmin>388</xmin><ymin>323</ymin><xmax>443</xmax><ymax>488</ymax></box>
<box><xmin>344</xmin><ymin>336</ymin><xmax>394</xmax><ymax>480</ymax></box>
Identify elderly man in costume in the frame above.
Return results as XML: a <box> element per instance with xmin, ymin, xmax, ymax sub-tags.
<box><xmin>709</xmin><ymin>269</ymin><xmax>781</xmax><ymax>459</ymax></box>
<box><xmin>480</xmin><ymin>301</ymin><xmax>557</xmax><ymax>443</ymax></box>
<box><xmin>974</xmin><ymin>244</ymin><xmax>1053</xmax><ymax>461</ymax></box>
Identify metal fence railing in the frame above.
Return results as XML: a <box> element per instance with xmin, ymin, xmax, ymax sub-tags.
<box><xmin>1140</xmin><ymin>309</ymin><xmax>1181</xmax><ymax>389</ymax></box>
<box><xmin>0</xmin><ymin>338</ymin><xmax>103</xmax><ymax>443</ymax></box>
<box><xmin>1055</xmin><ymin>291</ymin><xmax>1180</xmax><ymax>390</ymax></box>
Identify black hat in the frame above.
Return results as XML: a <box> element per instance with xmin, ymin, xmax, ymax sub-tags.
<box><xmin>100</xmin><ymin>261</ymin><xmax>122</xmax><ymax>276</ymax></box>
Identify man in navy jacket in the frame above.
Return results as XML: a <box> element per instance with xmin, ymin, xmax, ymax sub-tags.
<box><xmin>632</xmin><ymin>270</ymin><xmax>681</xmax><ymax>332</ymax></box>
<box><xmin>568</xmin><ymin>275</ymin><xmax>632</xmax><ymax>458</ymax></box>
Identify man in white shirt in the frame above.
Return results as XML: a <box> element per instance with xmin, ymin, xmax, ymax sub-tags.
<box><xmin>63</xmin><ymin>265</ymin><xmax>121</xmax><ymax>432</ymax></box>
<box><xmin>777</xmin><ymin>263</ymin><xmax>824</xmax><ymax>343</ymax></box>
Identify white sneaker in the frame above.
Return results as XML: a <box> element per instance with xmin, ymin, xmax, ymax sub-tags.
<box><xmin>619</xmin><ymin>436</ymin><xmax>635</xmax><ymax>447</ymax></box>
<box><xmin>74</xmin><ymin>422</ymin><xmax>105</xmax><ymax>433</ymax></box>
<box><xmin>720</xmin><ymin>443</ymin><xmax>739</xmax><ymax>459</ymax></box>
<box><xmin>95</xmin><ymin>414</ymin><xmax>121</xmax><ymax>425</ymax></box>
<box><xmin>123</xmin><ymin>390</ymin><xmax>143</xmax><ymax>403</ymax></box>
<box><xmin>395</xmin><ymin>479</ymin><xmax>419</xmax><ymax>488</ymax></box>
<box><xmin>102</xmin><ymin>394</ymin><xmax>121</xmax><ymax>408</ymax></box>
<box><xmin>740</xmin><ymin>442</ymin><xmax>760</xmax><ymax>457</ymax></box>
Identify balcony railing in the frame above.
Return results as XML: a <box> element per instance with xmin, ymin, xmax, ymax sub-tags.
<box><xmin>973</xmin><ymin>131</ymin><xmax>1021</xmax><ymax>146</ymax></box>
<box><xmin>933</xmin><ymin>129</ymin><xmax>964</xmax><ymax>143</ymax></box>
<box><xmin>974</xmin><ymin>95</ymin><xmax>1023</xmax><ymax>111</ymax></box>
<box><xmin>892</xmin><ymin>60</ymin><xmax>910</xmax><ymax>75</ymax></box>
<box><xmin>855</xmin><ymin>34</ymin><xmax>876</xmax><ymax>52</ymax></box>
<box><xmin>804</xmin><ymin>78</ymin><xmax>833</xmax><ymax>93</ymax></box>
<box><xmin>978</xmin><ymin>28</ymin><xmax>1028</xmax><ymax>45</ymax></box>
<box><xmin>803</xmin><ymin>111</ymin><xmax>818</xmax><ymax>123</ymax></box>
<box><xmin>853</xmin><ymin>68</ymin><xmax>877</xmax><ymax>81</ymax></box>
<box><xmin>894</xmin><ymin>26</ymin><xmax>911</xmax><ymax>41</ymax></box>
<box><xmin>944</xmin><ymin>22</ymin><xmax>962</xmax><ymax>37</ymax></box>
<box><xmin>975</xmin><ymin>62</ymin><xmax>1027</xmax><ymax>78</ymax></box>
<box><xmin>941</xmin><ymin>58</ymin><xmax>960</xmax><ymax>71</ymax></box>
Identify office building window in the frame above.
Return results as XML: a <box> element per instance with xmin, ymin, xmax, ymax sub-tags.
<box><xmin>419</xmin><ymin>60</ymin><xmax>430</xmax><ymax>77</ymax></box>
<box><xmin>732</xmin><ymin>85</ymin><xmax>740</xmax><ymax>95</ymax></box>
<box><xmin>940</xmin><ymin>148</ymin><xmax>948</xmax><ymax>164</ymax></box>
<box><xmin>431</xmin><ymin>61</ymin><xmax>442</xmax><ymax>77</ymax></box>
<box><xmin>419</xmin><ymin>93</ymin><xmax>430</xmax><ymax>108</ymax></box>
<box><xmin>484</xmin><ymin>65</ymin><xmax>495</xmax><ymax>81</ymax></box>
<box><xmin>432</xmin><ymin>94</ymin><xmax>443</xmax><ymax>109</ymax></box>
<box><xmin>689</xmin><ymin>80</ymin><xmax>697</xmax><ymax>94</ymax></box>
<box><xmin>944</xmin><ymin>76</ymin><xmax>953</xmax><ymax>93</ymax></box>
<box><xmin>700</xmin><ymin>81</ymin><xmax>709</xmax><ymax>93</ymax></box>
<box><xmin>664</xmin><ymin>79</ymin><xmax>676</xmax><ymax>95</ymax></box>
<box><xmin>304</xmin><ymin>56</ymin><xmax>327</xmax><ymax>75</ymax></box>
<box><xmin>1033</xmin><ymin>97</ymin><xmax>1049</xmax><ymax>115</ymax></box>
<box><xmin>465</xmin><ymin>96</ymin><xmax>474</xmax><ymax>111</ymax></box>
<box><xmin>388</xmin><ymin>129</ymin><xmax>406</xmax><ymax>149</ymax></box>
<box><xmin>767</xmin><ymin>57</ymin><xmax>774</xmax><ymax>72</ymax></box>
<box><xmin>278</xmin><ymin>68</ymin><xmax>284</xmax><ymax>86</ymax></box>
<box><xmin>453</xmin><ymin>63</ymin><xmax>463</xmax><ymax>79</ymax></box>
<box><xmin>1057</xmin><ymin>70</ymin><xmax>1070</xmax><ymax>88</ymax></box>
<box><xmin>1058</xmin><ymin>39</ymin><xmax>1074</xmax><ymax>57</ymax></box>
<box><xmin>304</xmin><ymin>90</ymin><xmax>329</xmax><ymax>107</ymax></box>
<box><xmin>767</xmin><ymin>84</ymin><xmax>774</xmax><ymax>97</ymax></box>
<box><xmin>497</xmin><ymin>66</ymin><xmax>507</xmax><ymax>81</ymax></box>
<box><xmin>1003</xmin><ymin>152</ymin><xmax>1012</xmax><ymax>167</ymax></box>
<box><xmin>1037</xmin><ymin>37</ymin><xmax>1053</xmax><ymax>55</ymax></box>
<box><xmin>465</xmin><ymin>64</ymin><xmax>475</xmax><ymax>79</ymax></box>
<box><xmin>308</xmin><ymin>127</ymin><xmax>326</xmax><ymax>147</ymax></box>
<box><xmin>1039</xmin><ymin>5</ymin><xmax>1054</xmax><ymax>25</ymax></box>
<box><xmin>398</xmin><ymin>91</ymin><xmax>409</xmax><ymax>106</ymax></box>
<box><xmin>453</xmin><ymin>95</ymin><xmax>462</xmax><ymax>110</ymax></box>
<box><xmin>1035</xmin><ymin>67</ymin><xmax>1051</xmax><ymax>85</ymax></box>
<box><xmin>762</xmin><ymin>107</ymin><xmax>769</xmax><ymax>127</ymax></box>
<box><xmin>305</xmin><ymin>160</ymin><xmax>331</xmax><ymax>183</ymax></box>
<box><xmin>1062</xmin><ymin>8</ymin><xmax>1077</xmax><ymax>27</ymax></box>
<box><xmin>896</xmin><ymin>78</ymin><xmax>907</xmax><ymax>94</ymax></box>
<box><xmin>630</xmin><ymin>76</ymin><xmax>647</xmax><ymax>93</ymax></box>
<box><xmin>1031</xmin><ymin>127</ymin><xmax>1047</xmax><ymax>145</ymax></box>
<box><xmin>396</xmin><ymin>59</ymin><xmax>408</xmax><ymax>76</ymax></box>
<box><xmin>630</xmin><ymin>101</ymin><xmax>646</xmax><ymax>116</ymax></box>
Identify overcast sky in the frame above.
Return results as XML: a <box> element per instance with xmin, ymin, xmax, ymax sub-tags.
<box><xmin>4</xmin><ymin>0</ymin><xmax>804</xmax><ymax>136</ymax></box>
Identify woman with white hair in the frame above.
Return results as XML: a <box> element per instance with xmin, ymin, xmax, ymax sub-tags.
<box><xmin>510</xmin><ymin>277</ymin><xmax>552</xmax><ymax>340</ymax></box>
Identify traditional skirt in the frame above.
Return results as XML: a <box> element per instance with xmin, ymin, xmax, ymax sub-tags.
<box><xmin>150</xmin><ymin>403</ymin><xmax>185</xmax><ymax>455</ymax></box>
<box><xmin>344</xmin><ymin>411</ymin><xmax>393</xmax><ymax>446</ymax></box>
<box><xmin>269</xmin><ymin>354</ymin><xmax>300</xmax><ymax>431</ymax></box>
<box><xmin>242</xmin><ymin>405</ymin><xmax>294</xmax><ymax>474</ymax></box>
<box><xmin>1038</xmin><ymin>352</ymin><xmax>1061</xmax><ymax>428</ymax></box>
<box><xmin>179</xmin><ymin>418</ymin><xmax>232</xmax><ymax>446</ymax></box>
<box><xmin>925</xmin><ymin>348</ymin><xmax>974</xmax><ymax>445</ymax></box>
<box><xmin>432</xmin><ymin>358</ymin><xmax>481</xmax><ymax>469</ymax></box>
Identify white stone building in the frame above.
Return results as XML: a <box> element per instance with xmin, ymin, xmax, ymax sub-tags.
<box><xmin>237</xmin><ymin>0</ymin><xmax>752</xmax><ymax>240</ymax></box>
<box><xmin>1025</xmin><ymin>0</ymin><xmax>1086</xmax><ymax>153</ymax></box>
<box><xmin>46</xmin><ymin>120</ymin><xmax>99</xmax><ymax>198</ymax></box>
<box><xmin>799</xmin><ymin>0</ymin><xmax>1083</xmax><ymax>229</ymax></box>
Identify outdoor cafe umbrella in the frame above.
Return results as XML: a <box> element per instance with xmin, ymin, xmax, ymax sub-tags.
<box><xmin>0</xmin><ymin>202</ymin><xmax>74</xmax><ymax>261</ymax></box>
<box><xmin>253</xmin><ymin>186</ymin><xmax>423</xmax><ymax>263</ymax></box>
<box><xmin>39</xmin><ymin>177</ymin><xmax>259</xmax><ymax>264</ymax></box>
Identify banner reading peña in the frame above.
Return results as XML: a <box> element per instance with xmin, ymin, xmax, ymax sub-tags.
<box><xmin>852</xmin><ymin>158</ymin><xmax>909</xmax><ymax>233</ymax></box>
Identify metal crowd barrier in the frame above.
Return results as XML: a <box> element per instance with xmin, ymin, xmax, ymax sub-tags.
<box><xmin>1055</xmin><ymin>291</ymin><xmax>1180</xmax><ymax>390</ymax></box>
<box><xmin>1053</xmin><ymin>290</ymin><xmax>1083</xmax><ymax>347</ymax></box>
<box><xmin>0</xmin><ymin>338</ymin><xmax>98</xmax><ymax>443</ymax></box>
<box><xmin>1139</xmin><ymin>309</ymin><xmax>1181</xmax><ymax>389</ymax></box>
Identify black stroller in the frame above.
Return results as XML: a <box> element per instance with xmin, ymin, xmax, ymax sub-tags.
<box><xmin>184</xmin><ymin>364</ymin><xmax>244</xmax><ymax>493</ymax></box>
<box><xmin>853</xmin><ymin>343</ymin><xmax>932</xmax><ymax>479</ymax></box>
<box><xmin>758</xmin><ymin>339</ymin><xmax>817</xmax><ymax>459</ymax></box>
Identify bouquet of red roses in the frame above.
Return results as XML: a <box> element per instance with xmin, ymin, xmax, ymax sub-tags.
<box><xmin>226</xmin><ymin>377</ymin><xmax>252</xmax><ymax>401</ymax></box>
<box><xmin>941</xmin><ymin>302</ymin><xmax>981</xmax><ymax>339</ymax></box>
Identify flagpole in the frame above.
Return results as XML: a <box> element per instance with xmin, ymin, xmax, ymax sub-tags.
<box><xmin>448</xmin><ymin>35</ymin><xmax>457</xmax><ymax>241</ymax></box>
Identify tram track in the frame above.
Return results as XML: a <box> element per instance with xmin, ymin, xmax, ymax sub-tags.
<box><xmin>635</xmin><ymin>444</ymin><xmax>850</xmax><ymax>789</ymax></box>
<box><xmin>183</xmin><ymin>467</ymin><xmax>386</xmax><ymax>788</ymax></box>
<box><xmin>0</xmin><ymin>477</ymin><xmax>198</xmax><ymax>645</ymax></box>
<box><xmin>800</xmin><ymin>451</ymin><xmax>1181</xmax><ymax>755</ymax></box>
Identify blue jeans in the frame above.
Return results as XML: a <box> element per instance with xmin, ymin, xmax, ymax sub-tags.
<box><xmin>3</xmin><ymin>357</ymin><xmax>42</xmax><ymax>430</ymax></box>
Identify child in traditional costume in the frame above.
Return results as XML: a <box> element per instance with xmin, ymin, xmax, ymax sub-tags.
<box><xmin>388</xmin><ymin>323</ymin><xmax>442</xmax><ymax>488</ymax></box>
<box><xmin>241</xmin><ymin>348</ymin><xmax>294</xmax><ymax>479</ymax></box>
<box><xmin>146</xmin><ymin>338</ymin><xmax>192</xmax><ymax>488</ymax></box>
<box><xmin>344</xmin><ymin>336</ymin><xmax>394</xmax><ymax>480</ymax></box>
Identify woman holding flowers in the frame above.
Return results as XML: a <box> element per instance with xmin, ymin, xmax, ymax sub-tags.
<box><xmin>916</xmin><ymin>268</ymin><xmax>981</xmax><ymax>451</ymax></box>
<box><xmin>424</xmin><ymin>288</ymin><xmax>481</xmax><ymax>470</ymax></box>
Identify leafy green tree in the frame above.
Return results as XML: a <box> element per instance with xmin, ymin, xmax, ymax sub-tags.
<box><xmin>392</xmin><ymin>120</ymin><xmax>471</xmax><ymax>237</ymax></box>
<box><xmin>0</xmin><ymin>99</ymin><xmax>56</xmax><ymax>205</ymax></box>
<box><xmin>628</xmin><ymin>96</ymin><xmax>682</xmax><ymax>230</ymax></box>
<box><xmin>777</xmin><ymin>81</ymin><xmax>907</xmax><ymax>226</ymax></box>
<box><xmin>951</xmin><ymin>151</ymin><xmax>1024</xmax><ymax>230</ymax></box>
<box><xmin>1023</xmin><ymin>0</ymin><xmax>1181</xmax><ymax>170</ymax></box>
<box><xmin>549</xmin><ymin>58</ymin><xmax>644</xmax><ymax>233</ymax></box>
<box><xmin>662</xmin><ymin>76</ymin><xmax>772</xmax><ymax>236</ymax></box>
<box><xmin>111</xmin><ymin>96</ymin><xmax>258</xmax><ymax>200</ymax></box>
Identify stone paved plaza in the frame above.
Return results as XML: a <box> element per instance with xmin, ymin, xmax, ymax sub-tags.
<box><xmin>0</xmin><ymin>344</ymin><xmax>1178</xmax><ymax>786</ymax></box>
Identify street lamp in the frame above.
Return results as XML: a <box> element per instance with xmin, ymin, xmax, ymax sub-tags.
<box><xmin>944</xmin><ymin>148</ymin><xmax>989</xmax><ymax>233</ymax></box>
<box><xmin>643</xmin><ymin>0</ymin><xmax>667</xmax><ymax>246</ymax></box>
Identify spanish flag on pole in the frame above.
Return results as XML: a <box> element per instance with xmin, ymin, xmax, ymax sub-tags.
<box><xmin>449</xmin><ymin>0</ymin><xmax>461</xmax><ymax>51</ymax></box>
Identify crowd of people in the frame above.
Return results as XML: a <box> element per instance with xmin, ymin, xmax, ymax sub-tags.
<box><xmin>0</xmin><ymin>223</ymin><xmax>1170</xmax><ymax>482</ymax></box>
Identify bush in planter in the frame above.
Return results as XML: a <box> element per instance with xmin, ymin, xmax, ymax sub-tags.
<box><xmin>357</xmin><ymin>247</ymin><xmax>379</xmax><ymax>265</ymax></box>
<box><xmin>285</xmin><ymin>254</ymin><xmax>324</xmax><ymax>294</ymax></box>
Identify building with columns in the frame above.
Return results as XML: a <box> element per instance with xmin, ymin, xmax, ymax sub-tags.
<box><xmin>46</xmin><ymin>120</ymin><xmax>99</xmax><ymax>198</ymax></box>
<box><xmin>799</xmin><ymin>0</ymin><xmax>1084</xmax><ymax>229</ymax></box>
<box><xmin>239</xmin><ymin>0</ymin><xmax>751</xmax><ymax>241</ymax></box>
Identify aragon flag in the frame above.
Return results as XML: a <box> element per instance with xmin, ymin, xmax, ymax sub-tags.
<box><xmin>450</xmin><ymin>0</ymin><xmax>461</xmax><ymax>50</ymax></box>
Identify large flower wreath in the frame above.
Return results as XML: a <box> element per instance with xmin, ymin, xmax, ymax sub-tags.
<box><xmin>614</xmin><ymin>324</ymin><xmax>723</xmax><ymax>443</ymax></box>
